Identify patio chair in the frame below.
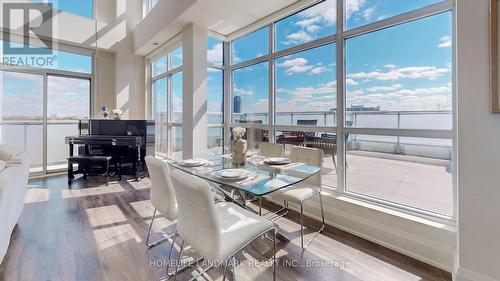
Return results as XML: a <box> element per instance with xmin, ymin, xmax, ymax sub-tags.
<box><xmin>276</xmin><ymin>119</ymin><xmax>318</xmax><ymax>146</ymax></box>
<box><xmin>304</xmin><ymin>120</ymin><xmax>353</xmax><ymax>171</ymax></box>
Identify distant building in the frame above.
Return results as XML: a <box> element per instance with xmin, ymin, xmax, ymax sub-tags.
<box><xmin>346</xmin><ymin>105</ymin><xmax>381</xmax><ymax>112</ymax></box>
<box><xmin>233</xmin><ymin>96</ymin><xmax>242</xmax><ymax>113</ymax></box>
<box><xmin>329</xmin><ymin>105</ymin><xmax>381</xmax><ymax>112</ymax></box>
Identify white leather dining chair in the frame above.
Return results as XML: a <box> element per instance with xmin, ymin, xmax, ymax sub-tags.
<box><xmin>269</xmin><ymin>146</ymin><xmax>325</xmax><ymax>250</ymax></box>
<box><xmin>260</xmin><ymin>142</ymin><xmax>284</xmax><ymax>158</ymax></box>
<box><xmin>144</xmin><ymin>156</ymin><xmax>178</xmax><ymax>248</ymax></box>
<box><xmin>169</xmin><ymin>169</ymin><xmax>277</xmax><ymax>281</ymax></box>
<box><xmin>145</xmin><ymin>156</ymin><xmax>225</xmax><ymax>247</ymax></box>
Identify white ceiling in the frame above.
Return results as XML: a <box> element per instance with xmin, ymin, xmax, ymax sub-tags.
<box><xmin>134</xmin><ymin>0</ymin><xmax>306</xmax><ymax>55</ymax></box>
<box><xmin>184</xmin><ymin>0</ymin><xmax>299</xmax><ymax>36</ymax></box>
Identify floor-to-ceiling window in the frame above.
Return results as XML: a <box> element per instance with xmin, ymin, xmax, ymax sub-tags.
<box><xmin>0</xmin><ymin>45</ymin><xmax>92</xmax><ymax>174</ymax></box>
<box><xmin>227</xmin><ymin>0</ymin><xmax>454</xmax><ymax>218</ymax></box>
<box><xmin>207</xmin><ymin>36</ymin><xmax>225</xmax><ymax>154</ymax></box>
<box><xmin>151</xmin><ymin>45</ymin><xmax>183</xmax><ymax>158</ymax></box>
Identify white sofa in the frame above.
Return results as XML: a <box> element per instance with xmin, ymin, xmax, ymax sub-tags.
<box><xmin>0</xmin><ymin>144</ymin><xmax>29</xmax><ymax>264</ymax></box>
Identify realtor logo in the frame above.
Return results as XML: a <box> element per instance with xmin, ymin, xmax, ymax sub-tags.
<box><xmin>2</xmin><ymin>2</ymin><xmax>54</xmax><ymax>55</ymax></box>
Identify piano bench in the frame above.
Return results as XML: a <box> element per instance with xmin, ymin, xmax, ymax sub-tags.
<box><xmin>67</xmin><ymin>155</ymin><xmax>113</xmax><ymax>186</ymax></box>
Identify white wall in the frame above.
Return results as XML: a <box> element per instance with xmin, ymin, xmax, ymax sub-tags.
<box><xmin>455</xmin><ymin>0</ymin><xmax>500</xmax><ymax>281</ymax></box>
<box><xmin>93</xmin><ymin>51</ymin><xmax>116</xmax><ymax>119</ymax></box>
<box><xmin>114</xmin><ymin>0</ymin><xmax>146</xmax><ymax>119</ymax></box>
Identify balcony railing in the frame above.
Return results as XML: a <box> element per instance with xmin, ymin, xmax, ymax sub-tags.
<box><xmin>0</xmin><ymin>120</ymin><xmax>80</xmax><ymax>173</ymax></box>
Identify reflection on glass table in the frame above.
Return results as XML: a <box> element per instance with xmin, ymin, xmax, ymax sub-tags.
<box><xmin>167</xmin><ymin>155</ymin><xmax>320</xmax><ymax>197</ymax></box>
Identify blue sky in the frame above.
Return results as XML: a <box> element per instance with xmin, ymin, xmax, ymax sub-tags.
<box><xmin>30</xmin><ymin>0</ymin><xmax>93</xmax><ymax>18</ymax></box>
<box><xmin>5</xmin><ymin>0</ymin><xmax>451</xmax><ymax>125</ymax></box>
<box><xmin>222</xmin><ymin>0</ymin><xmax>452</xmax><ymax>127</ymax></box>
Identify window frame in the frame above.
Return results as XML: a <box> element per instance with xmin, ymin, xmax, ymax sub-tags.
<box><xmin>226</xmin><ymin>0</ymin><xmax>456</xmax><ymax>221</ymax></box>
<box><xmin>149</xmin><ymin>42</ymin><xmax>184</xmax><ymax>157</ymax></box>
<box><xmin>0</xmin><ymin>44</ymin><xmax>93</xmax><ymax>176</ymax></box>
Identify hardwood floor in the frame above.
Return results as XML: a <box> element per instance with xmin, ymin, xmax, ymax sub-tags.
<box><xmin>0</xmin><ymin>174</ymin><xmax>452</xmax><ymax>281</ymax></box>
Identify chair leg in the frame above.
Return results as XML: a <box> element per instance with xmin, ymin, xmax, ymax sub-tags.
<box><xmin>301</xmin><ymin>193</ymin><xmax>326</xmax><ymax>251</ymax></box>
<box><xmin>222</xmin><ymin>259</ymin><xmax>230</xmax><ymax>281</ymax></box>
<box><xmin>172</xmin><ymin>240</ymin><xmax>185</xmax><ymax>281</ymax></box>
<box><xmin>118</xmin><ymin>160</ymin><xmax>122</xmax><ymax>181</ymax></box>
<box><xmin>259</xmin><ymin>197</ymin><xmax>262</xmax><ymax>216</ymax></box>
<box><xmin>300</xmin><ymin>203</ymin><xmax>304</xmax><ymax>250</ymax></box>
<box><xmin>165</xmin><ymin>231</ymin><xmax>177</xmax><ymax>276</ymax></box>
<box><xmin>332</xmin><ymin>153</ymin><xmax>337</xmax><ymax>170</ymax></box>
<box><xmin>273</xmin><ymin>228</ymin><xmax>277</xmax><ymax>281</ymax></box>
<box><xmin>145</xmin><ymin>209</ymin><xmax>173</xmax><ymax>248</ymax></box>
<box><xmin>105</xmin><ymin>161</ymin><xmax>110</xmax><ymax>186</ymax></box>
<box><xmin>232</xmin><ymin>256</ymin><xmax>237</xmax><ymax>281</ymax></box>
<box><xmin>319</xmin><ymin>192</ymin><xmax>325</xmax><ymax>225</ymax></box>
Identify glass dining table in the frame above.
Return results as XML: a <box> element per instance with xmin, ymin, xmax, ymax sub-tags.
<box><xmin>167</xmin><ymin>154</ymin><xmax>321</xmax><ymax>242</ymax></box>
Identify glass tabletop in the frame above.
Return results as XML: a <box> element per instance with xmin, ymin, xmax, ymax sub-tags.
<box><xmin>167</xmin><ymin>155</ymin><xmax>321</xmax><ymax>197</ymax></box>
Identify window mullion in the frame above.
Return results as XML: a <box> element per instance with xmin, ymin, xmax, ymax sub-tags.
<box><xmin>336</xmin><ymin>0</ymin><xmax>345</xmax><ymax>193</ymax></box>
<box><xmin>268</xmin><ymin>23</ymin><xmax>275</xmax><ymax>136</ymax></box>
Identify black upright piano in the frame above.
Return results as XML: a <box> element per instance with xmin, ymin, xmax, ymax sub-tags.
<box><xmin>65</xmin><ymin>120</ymin><xmax>155</xmax><ymax>180</ymax></box>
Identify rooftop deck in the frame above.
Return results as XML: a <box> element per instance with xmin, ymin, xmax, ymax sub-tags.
<box><xmin>319</xmin><ymin>151</ymin><xmax>453</xmax><ymax>217</ymax></box>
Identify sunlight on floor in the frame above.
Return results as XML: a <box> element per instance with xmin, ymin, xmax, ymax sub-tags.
<box><xmin>145</xmin><ymin>216</ymin><xmax>176</xmax><ymax>234</ymax></box>
<box><xmin>61</xmin><ymin>184</ymin><xmax>126</xmax><ymax>199</ymax></box>
<box><xmin>85</xmin><ymin>205</ymin><xmax>128</xmax><ymax>227</ymax></box>
<box><xmin>128</xmin><ymin>178</ymin><xmax>151</xmax><ymax>190</ymax></box>
<box><xmin>92</xmin><ymin>224</ymin><xmax>142</xmax><ymax>250</ymax></box>
<box><xmin>129</xmin><ymin>200</ymin><xmax>155</xmax><ymax>218</ymax></box>
<box><xmin>24</xmin><ymin>188</ymin><xmax>50</xmax><ymax>204</ymax></box>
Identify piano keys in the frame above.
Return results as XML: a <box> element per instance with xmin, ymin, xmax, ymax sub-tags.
<box><xmin>65</xmin><ymin>120</ymin><xmax>155</xmax><ymax>181</ymax></box>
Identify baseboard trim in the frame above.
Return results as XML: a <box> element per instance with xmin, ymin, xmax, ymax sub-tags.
<box><xmin>454</xmin><ymin>267</ymin><xmax>499</xmax><ymax>281</ymax></box>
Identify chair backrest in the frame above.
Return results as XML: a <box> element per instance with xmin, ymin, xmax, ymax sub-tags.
<box><xmin>260</xmin><ymin>142</ymin><xmax>283</xmax><ymax>158</ymax></box>
<box><xmin>169</xmin><ymin>169</ymin><xmax>221</xmax><ymax>260</ymax></box>
<box><xmin>290</xmin><ymin>146</ymin><xmax>323</xmax><ymax>186</ymax></box>
<box><xmin>145</xmin><ymin>156</ymin><xmax>178</xmax><ymax>221</ymax></box>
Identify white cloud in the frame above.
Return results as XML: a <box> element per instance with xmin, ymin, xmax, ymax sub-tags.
<box><xmin>300</xmin><ymin>0</ymin><xmax>337</xmax><ymax>26</ymax></box>
<box><xmin>346</xmin><ymin>78</ymin><xmax>359</xmax><ymax>86</ymax></box>
<box><xmin>306</xmin><ymin>25</ymin><xmax>321</xmax><ymax>33</ymax></box>
<box><xmin>367</xmin><ymin>84</ymin><xmax>402</xmax><ymax>92</ymax></box>
<box><xmin>285</xmin><ymin>31</ymin><xmax>314</xmax><ymax>44</ymax></box>
<box><xmin>297</xmin><ymin>0</ymin><xmax>367</xmax><ymax>27</ymax></box>
<box><xmin>311</xmin><ymin>66</ymin><xmax>327</xmax><ymax>74</ymax></box>
<box><xmin>296</xmin><ymin>16</ymin><xmax>321</xmax><ymax>27</ymax></box>
<box><xmin>347</xmin><ymin>84</ymin><xmax>452</xmax><ymax>111</ymax></box>
<box><xmin>348</xmin><ymin>65</ymin><xmax>450</xmax><ymax>81</ymax></box>
<box><xmin>277</xmin><ymin>57</ymin><xmax>329</xmax><ymax>75</ymax></box>
<box><xmin>363</xmin><ymin>6</ymin><xmax>376</xmax><ymax>20</ymax></box>
<box><xmin>345</xmin><ymin>0</ymin><xmax>367</xmax><ymax>20</ymax></box>
<box><xmin>233</xmin><ymin>86</ymin><xmax>253</xmax><ymax>96</ymax></box>
<box><xmin>207</xmin><ymin>43</ymin><xmax>223</xmax><ymax>64</ymax></box>
<box><xmin>290</xmin><ymin>80</ymin><xmax>337</xmax><ymax>98</ymax></box>
<box><xmin>394</xmin><ymin>86</ymin><xmax>451</xmax><ymax>96</ymax></box>
<box><xmin>277</xmin><ymin>57</ymin><xmax>308</xmax><ymax>68</ymax></box>
<box><xmin>438</xmin><ymin>36</ymin><xmax>452</xmax><ymax>48</ymax></box>
<box><xmin>277</xmin><ymin>57</ymin><xmax>312</xmax><ymax>74</ymax></box>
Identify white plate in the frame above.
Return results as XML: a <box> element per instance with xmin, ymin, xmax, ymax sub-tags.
<box><xmin>213</xmin><ymin>169</ymin><xmax>248</xmax><ymax>181</ymax></box>
<box><xmin>263</xmin><ymin>157</ymin><xmax>291</xmax><ymax>165</ymax></box>
<box><xmin>180</xmin><ymin>159</ymin><xmax>205</xmax><ymax>167</ymax></box>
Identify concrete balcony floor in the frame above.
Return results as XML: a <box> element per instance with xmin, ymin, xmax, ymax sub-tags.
<box><xmin>319</xmin><ymin>151</ymin><xmax>453</xmax><ymax>217</ymax></box>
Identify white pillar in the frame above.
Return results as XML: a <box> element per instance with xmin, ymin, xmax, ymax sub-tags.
<box><xmin>114</xmin><ymin>0</ymin><xmax>145</xmax><ymax>119</ymax></box>
<box><xmin>182</xmin><ymin>23</ymin><xmax>208</xmax><ymax>159</ymax></box>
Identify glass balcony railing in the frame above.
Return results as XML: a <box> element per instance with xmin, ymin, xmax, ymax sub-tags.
<box><xmin>0</xmin><ymin>121</ymin><xmax>79</xmax><ymax>173</ymax></box>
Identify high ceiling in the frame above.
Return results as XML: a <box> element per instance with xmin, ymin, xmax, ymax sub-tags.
<box><xmin>134</xmin><ymin>0</ymin><xmax>308</xmax><ymax>55</ymax></box>
<box><xmin>184</xmin><ymin>0</ymin><xmax>300</xmax><ymax>36</ymax></box>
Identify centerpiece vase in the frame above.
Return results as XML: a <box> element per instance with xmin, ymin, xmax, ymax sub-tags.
<box><xmin>231</xmin><ymin>138</ymin><xmax>247</xmax><ymax>166</ymax></box>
